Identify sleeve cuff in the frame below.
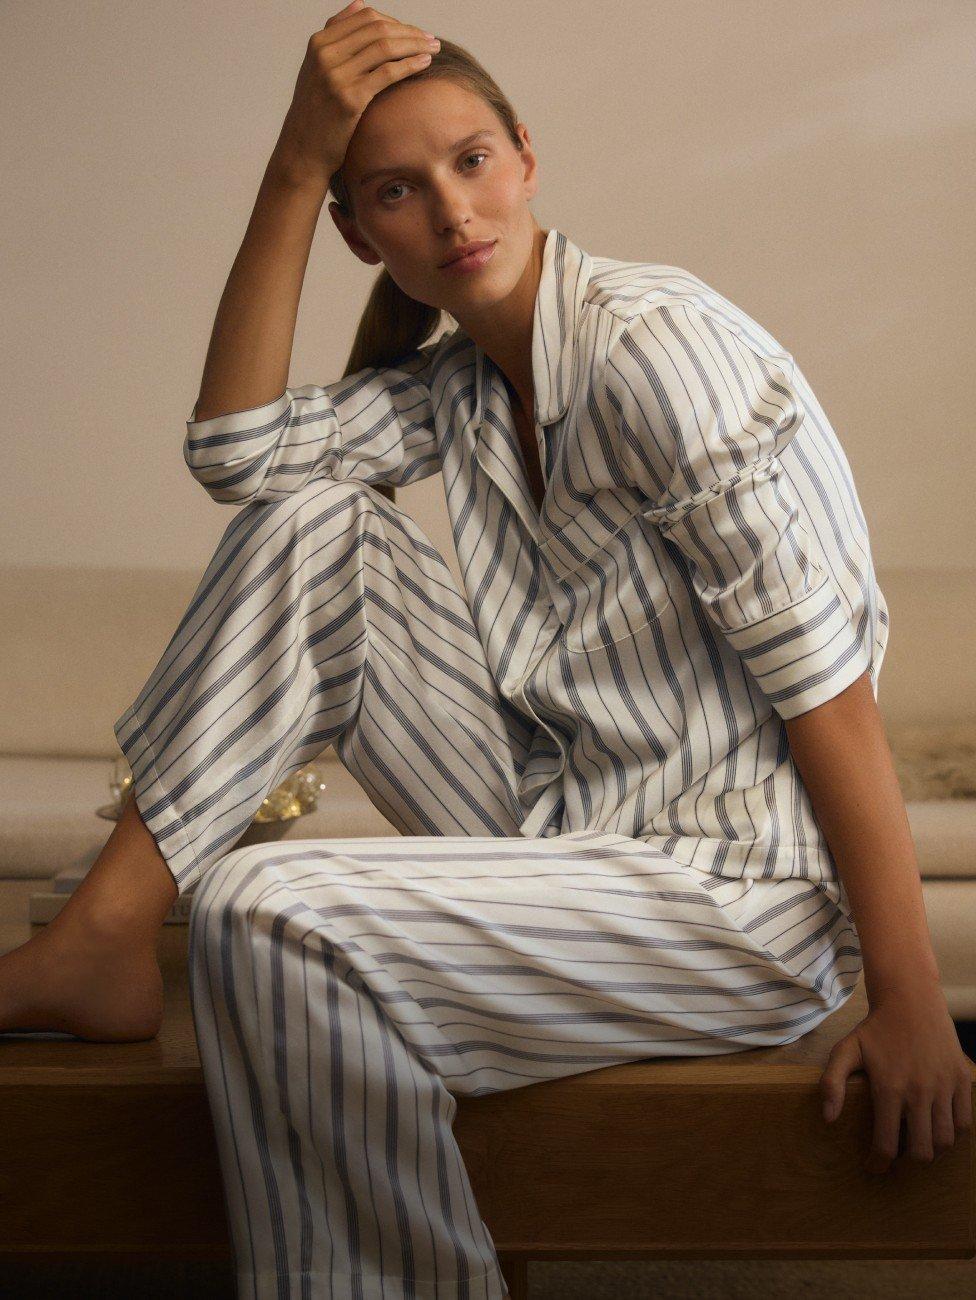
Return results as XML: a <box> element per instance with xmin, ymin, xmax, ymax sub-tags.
<box><xmin>722</xmin><ymin>574</ymin><xmax>874</xmax><ymax>719</ymax></box>
<box><xmin>185</xmin><ymin>391</ymin><xmax>291</xmax><ymax>440</ymax></box>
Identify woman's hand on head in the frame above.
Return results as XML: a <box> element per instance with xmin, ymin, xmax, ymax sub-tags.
<box><xmin>270</xmin><ymin>0</ymin><xmax>440</xmax><ymax>191</ymax></box>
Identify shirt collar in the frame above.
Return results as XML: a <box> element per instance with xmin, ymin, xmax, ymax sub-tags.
<box><xmin>468</xmin><ymin>227</ymin><xmax>593</xmax><ymax>428</ymax></box>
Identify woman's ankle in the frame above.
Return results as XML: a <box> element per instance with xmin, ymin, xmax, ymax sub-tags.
<box><xmin>44</xmin><ymin>886</ymin><xmax>164</xmax><ymax>955</ymax></box>
<box><xmin>56</xmin><ymin>796</ymin><xmax>179</xmax><ymax>943</ymax></box>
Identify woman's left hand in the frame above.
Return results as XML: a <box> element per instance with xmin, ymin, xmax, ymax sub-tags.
<box><xmin>819</xmin><ymin>981</ymin><xmax>973</xmax><ymax>1173</ymax></box>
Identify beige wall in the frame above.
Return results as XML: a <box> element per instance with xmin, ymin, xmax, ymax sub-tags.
<box><xmin>3</xmin><ymin>0</ymin><xmax>974</xmax><ymax>576</ymax></box>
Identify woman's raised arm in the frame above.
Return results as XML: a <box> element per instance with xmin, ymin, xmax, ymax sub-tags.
<box><xmin>191</xmin><ymin>0</ymin><xmax>441</xmax><ymax>423</ymax></box>
<box><xmin>189</xmin><ymin>165</ymin><xmax>329</xmax><ymax>426</ymax></box>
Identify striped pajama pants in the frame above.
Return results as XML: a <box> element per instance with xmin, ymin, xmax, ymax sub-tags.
<box><xmin>114</xmin><ymin>477</ymin><xmax>860</xmax><ymax>1300</ymax></box>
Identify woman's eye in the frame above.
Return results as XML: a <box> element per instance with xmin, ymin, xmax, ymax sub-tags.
<box><xmin>379</xmin><ymin>151</ymin><xmax>489</xmax><ymax>204</ymax></box>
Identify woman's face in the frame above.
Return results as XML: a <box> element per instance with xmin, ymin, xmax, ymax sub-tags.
<box><xmin>332</xmin><ymin>78</ymin><xmax>540</xmax><ymax>315</ymax></box>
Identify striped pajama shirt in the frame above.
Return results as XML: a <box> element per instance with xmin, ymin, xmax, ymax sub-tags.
<box><xmin>114</xmin><ymin>227</ymin><xmax>888</xmax><ymax>1297</ymax></box>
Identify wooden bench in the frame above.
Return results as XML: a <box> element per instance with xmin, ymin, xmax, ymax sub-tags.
<box><xmin>0</xmin><ymin>917</ymin><xmax>973</xmax><ymax>1299</ymax></box>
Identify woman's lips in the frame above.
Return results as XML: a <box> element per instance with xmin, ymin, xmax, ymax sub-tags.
<box><xmin>441</xmin><ymin>241</ymin><xmax>497</xmax><ymax>274</ymax></box>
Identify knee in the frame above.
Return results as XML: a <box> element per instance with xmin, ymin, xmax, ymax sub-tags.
<box><xmin>246</xmin><ymin>476</ymin><xmax>394</xmax><ymax>536</ymax></box>
<box><xmin>205</xmin><ymin>478</ymin><xmax>395</xmax><ymax>591</ymax></box>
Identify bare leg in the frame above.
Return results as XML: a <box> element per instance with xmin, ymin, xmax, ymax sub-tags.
<box><xmin>0</xmin><ymin>792</ymin><xmax>177</xmax><ymax>1041</ymax></box>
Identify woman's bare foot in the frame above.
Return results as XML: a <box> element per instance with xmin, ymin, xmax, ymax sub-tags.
<box><xmin>0</xmin><ymin>791</ymin><xmax>177</xmax><ymax>1042</ymax></box>
<box><xmin>0</xmin><ymin>910</ymin><xmax>164</xmax><ymax>1042</ymax></box>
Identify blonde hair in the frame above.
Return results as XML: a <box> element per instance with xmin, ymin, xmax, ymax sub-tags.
<box><xmin>328</xmin><ymin>37</ymin><xmax>525</xmax><ymax>379</ymax></box>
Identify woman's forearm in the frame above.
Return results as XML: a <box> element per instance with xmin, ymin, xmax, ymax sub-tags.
<box><xmin>782</xmin><ymin>670</ymin><xmax>943</xmax><ymax>1004</ymax></box>
<box><xmin>190</xmin><ymin>151</ymin><xmax>332</xmax><ymax>424</ymax></box>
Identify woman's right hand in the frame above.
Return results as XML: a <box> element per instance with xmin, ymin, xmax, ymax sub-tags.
<box><xmin>271</xmin><ymin>0</ymin><xmax>440</xmax><ymax>189</ymax></box>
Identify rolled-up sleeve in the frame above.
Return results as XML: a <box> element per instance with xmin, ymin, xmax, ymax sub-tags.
<box><xmin>606</xmin><ymin>303</ymin><xmax>875</xmax><ymax>720</ymax></box>
<box><xmin>182</xmin><ymin>342</ymin><xmax>441</xmax><ymax>505</ymax></box>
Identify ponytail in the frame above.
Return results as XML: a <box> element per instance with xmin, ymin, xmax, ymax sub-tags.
<box><xmin>341</xmin><ymin>265</ymin><xmax>443</xmax><ymax>378</ymax></box>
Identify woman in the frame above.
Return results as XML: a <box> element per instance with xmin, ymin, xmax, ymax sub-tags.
<box><xmin>1</xmin><ymin>3</ymin><xmax>970</xmax><ymax>1295</ymax></box>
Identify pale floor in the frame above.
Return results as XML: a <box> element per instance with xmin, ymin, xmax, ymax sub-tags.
<box><xmin>0</xmin><ymin>881</ymin><xmax>973</xmax><ymax>1299</ymax></box>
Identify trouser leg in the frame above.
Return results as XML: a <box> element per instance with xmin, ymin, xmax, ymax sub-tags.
<box><xmin>188</xmin><ymin>832</ymin><xmax>858</xmax><ymax>1299</ymax></box>
<box><xmin>113</xmin><ymin>478</ymin><xmax>536</xmax><ymax>898</ymax></box>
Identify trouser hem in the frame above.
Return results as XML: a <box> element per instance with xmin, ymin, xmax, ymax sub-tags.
<box><xmin>236</xmin><ymin>1263</ymin><xmax>508</xmax><ymax>1300</ymax></box>
<box><xmin>114</xmin><ymin>708</ymin><xmax>204</xmax><ymax>898</ymax></box>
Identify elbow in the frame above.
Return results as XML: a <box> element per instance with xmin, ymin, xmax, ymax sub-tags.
<box><xmin>182</xmin><ymin>431</ymin><xmax>276</xmax><ymax>505</ymax></box>
<box><xmin>182</xmin><ymin>391</ymin><xmax>292</xmax><ymax>505</ymax></box>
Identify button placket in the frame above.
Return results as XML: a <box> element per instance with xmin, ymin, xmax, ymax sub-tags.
<box><xmin>506</xmin><ymin>610</ymin><xmax>567</xmax><ymax>807</ymax></box>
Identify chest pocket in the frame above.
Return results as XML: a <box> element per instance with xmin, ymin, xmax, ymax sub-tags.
<box><xmin>538</xmin><ymin>486</ymin><xmax>673</xmax><ymax>653</ymax></box>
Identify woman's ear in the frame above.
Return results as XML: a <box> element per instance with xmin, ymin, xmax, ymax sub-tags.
<box><xmin>326</xmin><ymin>201</ymin><xmax>352</xmax><ymax>239</ymax></box>
<box><xmin>327</xmin><ymin>204</ymin><xmax>383</xmax><ymax>267</ymax></box>
<box><xmin>513</xmin><ymin>124</ymin><xmax>540</xmax><ymax>199</ymax></box>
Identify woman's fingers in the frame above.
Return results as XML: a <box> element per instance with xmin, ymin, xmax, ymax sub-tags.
<box><xmin>865</xmin><ymin>1086</ymin><xmax>903</xmax><ymax>1174</ymax></box>
<box><xmin>317</xmin><ymin>8</ymin><xmax>439</xmax><ymax>88</ymax></box>
<box><xmin>867</xmin><ymin>1083</ymin><xmax>959</xmax><ymax>1170</ymax></box>
<box><xmin>903</xmin><ymin>1090</ymin><xmax>936</xmax><ymax>1162</ymax></box>
<box><xmin>322</xmin><ymin>0</ymin><xmax>365</xmax><ymax>29</ymax></box>
<box><xmin>931</xmin><ymin>1090</ymin><xmax>958</xmax><ymax>1155</ymax></box>
<box><xmin>346</xmin><ymin>32</ymin><xmax>438</xmax><ymax>79</ymax></box>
